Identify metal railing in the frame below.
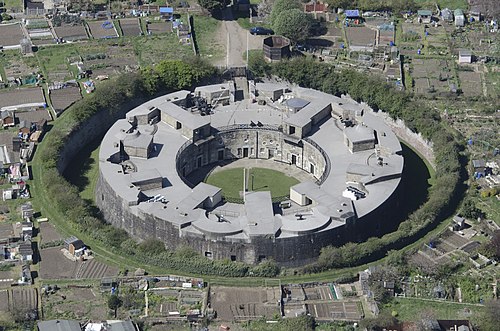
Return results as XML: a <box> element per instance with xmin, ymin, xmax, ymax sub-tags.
<box><xmin>216</xmin><ymin>123</ymin><xmax>282</xmax><ymax>133</ymax></box>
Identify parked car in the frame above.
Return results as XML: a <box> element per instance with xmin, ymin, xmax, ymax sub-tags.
<box><xmin>250</xmin><ymin>27</ymin><xmax>274</xmax><ymax>35</ymax></box>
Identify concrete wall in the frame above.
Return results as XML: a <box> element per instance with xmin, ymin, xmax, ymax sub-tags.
<box><xmin>176</xmin><ymin>129</ymin><xmax>327</xmax><ymax>181</ymax></box>
<box><xmin>123</xmin><ymin>143</ymin><xmax>152</xmax><ymax>159</ymax></box>
<box><xmin>96</xmin><ymin>170</ymin><xmax>352</xmax><ymax>266</ymax></box>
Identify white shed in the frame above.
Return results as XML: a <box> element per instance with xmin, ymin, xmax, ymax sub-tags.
<box><xmin>458</xmin><ymin>50</ymin><xmax>472</xmax><ymax>63</ymax></box>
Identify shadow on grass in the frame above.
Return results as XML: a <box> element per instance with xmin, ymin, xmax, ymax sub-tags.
<box><xmin>63</xmin><ymin>134</ymin><xmax>103</xmax><ymax>192</ymax></box>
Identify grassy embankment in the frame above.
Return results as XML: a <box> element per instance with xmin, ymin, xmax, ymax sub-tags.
<box><xmin>55</xmin><ymin>132</ymin><xmax>445</xmax><ymax>286</ymax></box>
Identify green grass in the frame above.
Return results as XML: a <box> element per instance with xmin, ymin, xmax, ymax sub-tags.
<box><xmin>476</xmin><ymin>197</ymin><xmax>500</xmax><ymax>226</ymax></box>
<box><xmin>133</xmin><ymin>33</ymin><xmax>195</xmax><ymax>66</ymax></box>
<box><xmin>205</xmin><ymin>167</ymin><xmax>299</xmax><ymax>201</ymax></box>
<box><xmin>63</xmin><ymin>137</ymin><xmax>101</xmax><ymax>202</ymax></box>
<box><xmin>382</xmin><ymin>297</ymin><xmax>484</xmax><ymax>323</ymax></box>
<box><xmin>415</xmin><ymin>0</ymin><xmax>468</xmax><ymax>10</ymax></box>
<box><xmin>191</xmin><ymin>14</ymin><xmax>224</xmax><ymax>62</ymax></box>
<box><xmin>1</xmin><ymin>0</ymin><xmax>22</xmax><ymax>10</ymax></box>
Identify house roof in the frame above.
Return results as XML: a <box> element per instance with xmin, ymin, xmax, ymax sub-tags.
<box><xmin>459</xmin><ymin>50</ymin><xmax>472</xmax><ymax>57</ymax></box>
<box><xmin>64</xmin><ymin>236</ymin><xmax>85</xmax><ymax>249</ymax></box>
<box><xmin>85</xmin><ymin>320</ymin><xmax>137</xmax><ymax>331</ymax></box>
<box><xmin>19</xmin><ymin>241</ymin><xmax>33</xmax><ymax>255</ymax></box>
<box><xmin>1</xmin><ymin>111</ymin><xmax>14</xmax><ymax>120</ymax></box>
<box><xmin>418</xmin><ymin>10</ymin><xmax>433</xmax><ymax>16</ymax></box>
<box><xmin>19</xmin><ymin>120</ymin><xmax>30</xmax><ymax>129</ymax></box>
<box><xmin>38</xmin><ymin>320</ymin><xmax>81</xmax><ymax>331</ymax></box>
<box><xmin>472</xmin><ymin>159</ymin><xmax>486</xmax><ymax>168</ymax></box>
<box><xmin>454</xmin><ymin>9</ymin><xmax>464</xmax><ymax>16</ymax></box>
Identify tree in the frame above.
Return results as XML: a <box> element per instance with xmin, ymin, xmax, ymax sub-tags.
<box><xmin>257</xmin><ymin>0</ymin><xmax>275</xmax><ymax>19</ymax></box>
<box><xmin>198</xmin><ymin>0</ymin><xmax>229</xmax><ymax>12</ymax></box>
<box><xmin>108</xmin><ymin>294</ymin><xmax>122</xmax><ymax>318</ymax></box>
<box><xmin>269</xmin><ymin>0</ymin><xmax>301</xmax><ymax>25</ymax></box>
<box><xmin>360</xmin><ymin>312</ymin><xmax>398</xmax><ymax>331</ymax></box>
<box><xmin>273</xmin><ymin>9</ymin><xmax>314</xmax><ymax>44</ymax></box>
<box><xmin>461</xmin><ymin>198</ymin><xmax>484</xmax><ymax>220</ymax></box>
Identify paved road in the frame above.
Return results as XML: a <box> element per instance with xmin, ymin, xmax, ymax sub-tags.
<box><xmin>214</xmin><ymin>8</ymin><xmax>266</xmax><ymax>67</ymax></box>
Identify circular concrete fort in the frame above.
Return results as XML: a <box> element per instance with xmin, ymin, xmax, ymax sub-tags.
<box><xmin>96</xmin><ymin>82</ymin><xmax>404</xmax><ymax>266</ymax></box>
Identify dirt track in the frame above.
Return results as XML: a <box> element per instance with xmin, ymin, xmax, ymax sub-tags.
<box><xmin>213</xmin><ymin>8</ymin><xmax>267</xmax><ymax>67</ymax></box>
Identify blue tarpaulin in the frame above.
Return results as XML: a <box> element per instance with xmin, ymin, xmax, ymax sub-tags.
<box><xmin>345</xmin><ymin>10</ymin><xmax>360</xmax><ymax>18</ymax></box>
<box><xmin>159</xmin><ymin>7</ymin><xmax>174</xmax><ymax>14</ymax></box>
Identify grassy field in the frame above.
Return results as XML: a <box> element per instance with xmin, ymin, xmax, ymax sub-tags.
<box><xmin>382</xmin><ymin>297</ymin><xmax>484</xmax><ymax>323</ymax></box>
<box><xmin>415</xmin><ymin>0</ymin><xmax>468</xmax><ymax>10</ymax></box>
<box><xmin>476</xmin><ymin>196</ymin><xmax>500</xmax><ymax>226</ymax></box>
<box><xmin>133</xmin><ymin>33</ymin><xmax>195</xmax><ymax>66</ymax></box>
<box><xmin>205</xmin><ymin>167</ymin><xmax>300</xmax><ymax>200</ymax></box>
<box><xmin>2</xmin><ymin>0</ymin><xmax>22</xmax><ymax>11</ymax></box>
<box><xmin>192</xmin><ymin>14</ymin><xmax>224</xmax><ymax>62</ymax></box>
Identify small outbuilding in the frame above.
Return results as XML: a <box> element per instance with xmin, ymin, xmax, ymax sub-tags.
<box><xmin>441</xmin><ymin>8</ymin><xmax>454</xmax><ymax>22</ymax></box>
<box><xmin>1</xmin><ymin>110</ymin><xmax>15</xmax><ymax>128</ymax></box>
<box><xmin>417</xmin><ymin>10</ymin><xmax>433</xmax><ymax>24</ymax></box>
<box><xmin>263</xmin><ymin>36</ymin><xmax>290</xmax><ymax>62</ymax></box>
<box><xmin>64</xmin><ymin>236</ymin><xmax>86</xmax><ymax>257</ymax></box>
<box><xmin>455</xmin><ymin>9</ymin><xmax>465</xmax><ymax>27</ymax></box>
<box><xmin>159</xmin><ymin>7</ymin><xmax>174</xmax><ymax>20</ymax></box>
<box><xmin>472</xmin><ymin>159</ymin><xmax>486</xmax><ymax>176</ymax></box>
<box><xmin>18</xmin><ymin>241</ymin><xmax>33</xmax><ymax>261</ymax></box>
<box><xmin>452</xmin><ymin>215</ymin><xmax>466</xmax><ymax>231</ymax></box>
<box><xmin>19</xmin><ymin>120</ymin><xmax>31</xmax><ymax>135</ymax></box>
<box><xmin>344</xmin><ymin>125</ymin><xmax>376</xmax><ymax>153</ymax></box>
<box><xmin>458</xmin><ymin>50</ymin><xmax>472</xmax><ymax>63</ymax></box>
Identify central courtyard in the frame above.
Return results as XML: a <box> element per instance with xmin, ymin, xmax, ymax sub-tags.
<box><xmin>205</xmin><ymin>167</ymin><xmax>300</xmax><ymax>202</ymax></box>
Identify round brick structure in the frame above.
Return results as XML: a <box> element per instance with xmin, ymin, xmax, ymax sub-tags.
<box><xmin>96</xmin><ymin>82</ymin><xmax>404</xmax><ymax>266</ymax></box>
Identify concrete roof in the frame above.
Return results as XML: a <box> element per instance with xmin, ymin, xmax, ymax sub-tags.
<box><xmin>121</xmin><ymin>130</ymin><xmax>152</xmax><ymax>149</ymax></box>
<box><xmin>283</xmin><ymin>87</ymin><xmax>341</xmax><ymax>128</ymax></box>
<box><xmin>99</xmin><ymin>83</ymin><xmax>403</xmax><ymax>240</ymax></box>
<box><xmin>255</xmin><ymin>82</ymin><xmax>286</xmax><ymax>93</ymax></box>
<box><xmin>286</xmin><ymin>98</ymin><xmax>310</xmax><ymax>110</ymax></box>
<box><xmin>130</xmin><ymin>168</ymin><xmax>162</xmax><ymax>185</ymax></box>
<box><xmin>158</xmin><ymin>101</ymin><xmax>210</xmax><ymax>130</ymax></box>
<box><xmin>195</xmin><ymin>82</ymin><xmax>232</xmax><ymax>94</ymax></box>
<box><xmin>344</xmin><ymin>125</ymin><xmax>374</xmax><ymax>143</ymax></box>
<box><xmin>244</xmin><ymin>191</ymin><xmax>276</xmax><ymax>236</ymax></box>
<box><xmin>176</xmin><ymin>182</ymin><xmax>221</xmax><ymax>213</ymax></box>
